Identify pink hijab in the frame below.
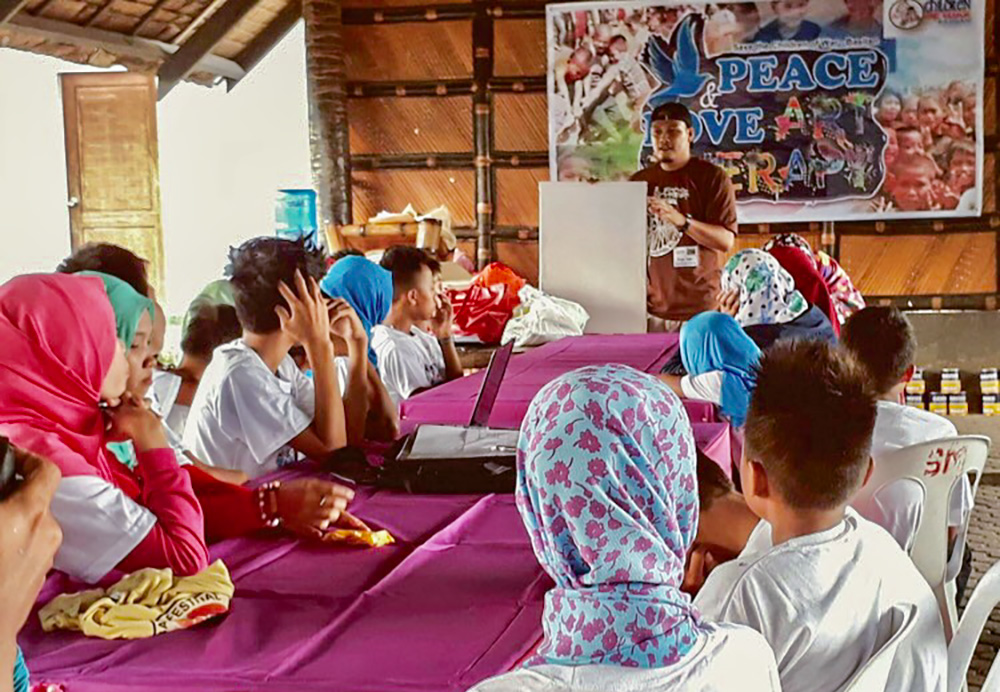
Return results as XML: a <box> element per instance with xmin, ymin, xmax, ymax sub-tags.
<box><xmin>0</xmin><ymin>273</ymin><xmax>121</xmax><ymax>482</ymax></box>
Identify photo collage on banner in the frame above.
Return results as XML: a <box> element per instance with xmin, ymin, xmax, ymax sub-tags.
<box><xmin>546</xmin><ymin>0</ymin><xmax>984</xmax><ymax>223</ymax></box>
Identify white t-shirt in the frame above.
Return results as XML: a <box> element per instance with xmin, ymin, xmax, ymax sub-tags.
<box><xmin>183</xmin><ymin>340</ymin><xmax>316</xmax><ymax>479</ymax></box>
<box><xmin>50</xmin><ymin>476</ymin><xmax>155</xmax><ymax>583</ymax></box>
<box><xmin>695</xmin><ymin>509</ymin><xmax>946</xmax><ymax>692</ymax></box>
<box><xmin>853</xmin><ymin>401</ymin><xmax>969</xmax><ymax>552</ymax></box>
<box><xmin>466</xmin><ymin>623</ymin><xmax>781</xmax><ymax>692</ymax></box>
<box><xmin>680</xmin><ymin>371</ymin><xmax>724</xmax><ymax>405</ymax></box>
<box><xmin>371</xmin><ymin>324</ymin><xmax>446</xmax><ymax>405</ymax></box>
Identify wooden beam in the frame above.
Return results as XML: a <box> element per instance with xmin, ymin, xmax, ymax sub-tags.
<box><xmin>472</xmin><ymin>0</ymin><xmax>493</xmax><ymax>269</ymax></box>
<box><xmin>171</xmin><ymin>0</ymin><xmax>227</xmax><ymax>45</ymax></box>
<box><xmin>6</xmin><ymin>14</ymin><xmax>245</xmax><ymax>80</ymax></box>
<box><xmin>157</xmin><ymin>0</ymin><xmax>261</xmax><ymax>99</ymax></box>
<box><xmin>225</xmin><ymin>0</ymin><xmax>300</xmax><ymax>91</ymax></box>
<box><xmin>0</xmin><ymin>0</ymin><xmax>30</xmax><ymax>25</ymax></box>
<box><xmin>344</xmin><ymin>75</ymin><xmax>545</xmax><ymax>98</ymax></box>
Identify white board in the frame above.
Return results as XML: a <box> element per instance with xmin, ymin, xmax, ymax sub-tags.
<box><xmin>539</xmin><ymin>182</ymin><xmax>647</xmax><ymax>335</ymax></box>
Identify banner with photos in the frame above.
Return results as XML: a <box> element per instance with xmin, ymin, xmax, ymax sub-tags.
<box><xmin>546</xmin><ymin>0</ymin><xmax>984</xmax><ymax>222</ymax></box>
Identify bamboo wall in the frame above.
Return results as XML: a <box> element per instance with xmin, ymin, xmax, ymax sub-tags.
<box><xmin>342</xmin><ymin>0</ymin><xmax>998</xmax><ymax>306</ymax></box>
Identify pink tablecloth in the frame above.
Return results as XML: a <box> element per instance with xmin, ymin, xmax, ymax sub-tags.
<box><xmin>21</xmin><ymin>473</ymin><xmax>549</xmax><ymax>692</ymax></box>
<box><xmin>401</xmin><ymin>334</ymin><xmax>715</xmax><ymax>433</ymax></box>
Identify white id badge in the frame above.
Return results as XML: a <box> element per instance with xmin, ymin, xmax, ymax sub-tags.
<box><xmin>673</xmin><ymin>245</ymin><xmax>699</xmax><ymax>268</ymax></box>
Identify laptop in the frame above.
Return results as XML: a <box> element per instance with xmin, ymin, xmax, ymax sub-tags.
<box><xmin>395</xmin><ymin>341</ymin><xmax>518</xmax><ymax>463</ymax></box>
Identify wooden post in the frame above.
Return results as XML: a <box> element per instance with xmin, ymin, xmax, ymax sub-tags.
<box><xmin>472</xmin><ymin>0</ymin><xmax>493</xmax><ymax>269</ymax></box>
<box><xmin>304</xmin><ymin>0</ymin><xmax>352</xmax><ymax>232</ymax></box>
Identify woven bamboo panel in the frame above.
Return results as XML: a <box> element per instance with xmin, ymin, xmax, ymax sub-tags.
<box><xmin>496</xmin><ymin>168</ymin><xmax>547</xmax><ymax>227</ymax></box>
<box><xmin>494</xmin><ymin>19</ymin><xmax>546</xmax><ymax>77</ymax></box>
<box><xmin>494</xmin><ymin>93</ymin><xmax>547</xmax><ymax>152</ymax></box>
<box><xmin>497</xmin><ymin>240</ymin><xmax>538</xmax><ymax>285</ymax></box>
<box><xmin>986</xmin><ymin>78</ymin><xmax>997</xmax><ymax>136</ymax></box>
<box><xmin>840</xmin><ymin>233</ymin><xmax>997</xmax><ymax>295</ymax></box>
<box><xmin>344</xmin><ymin>22</ymin><xmax>472</xmax><ymax>81</ymax></box>
<box><xmin>352</xmin><ymin>170</ymin><xmax>475</xmax><ymax>226</ymax></box>
<box><xmin>349</xmin><ymin>97</ymin><xmax>473</xmax><ymax>154</ymax></box>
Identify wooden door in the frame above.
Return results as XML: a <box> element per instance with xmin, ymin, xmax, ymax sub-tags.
<box><xmin>60</xmin><ymin>73</ymin><xmax>165</xmax><ymax>300</ymax></box>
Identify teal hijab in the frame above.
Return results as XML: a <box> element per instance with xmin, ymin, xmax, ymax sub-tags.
<box><xmin>78</xmin><ymin>271</ymin><xmax>154</xmax><ymax>349</ymax></box>
<box><xmin>13</xmin><ymin>646</ymin><xmax>28</xmax><ymax>692</ymax></box>
<box><xmin>320</xmin><ymin>256</ymin><xmax>394</xmax><ymax>366</ymax></box>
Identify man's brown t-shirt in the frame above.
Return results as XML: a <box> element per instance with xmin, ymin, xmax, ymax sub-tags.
<box><xmin>630</xmin><ymin>158</ymin><xmax>739</xmax><ymax>321</ymax></box>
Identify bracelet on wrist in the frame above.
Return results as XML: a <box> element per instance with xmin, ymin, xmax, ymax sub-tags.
<box><xmin>257</xmin><ymin>481</ymin><xmax>282</xmax><ymax>528</ymax></box>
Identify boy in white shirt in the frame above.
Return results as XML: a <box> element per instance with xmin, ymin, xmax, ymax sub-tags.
<box><xmin>373</xmin><ymin>246</ymin><xmax>464</xmax><ymax>405</ymax></box>
<box><xmin>841</xmin><ymin>306</ymin><xmax>972</xmax><ymax>599</ymax></box>
<box><xmin>184</xmin><ymin>238</ymin><xmax>362</xmax><ymax>479</ymax></box>
<box><xmin>690</xmin><ymin>341</ymin><xmax>946</xmax><ymax>692</ymax></box>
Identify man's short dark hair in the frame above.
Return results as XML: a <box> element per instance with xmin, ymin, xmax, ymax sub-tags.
<box><xmin>181</xmin><ymin>304</ymin><xmax>241</xmax><ymax>360</ymax></box>
<box><xmin>380</xmin><ymin>245</ymin><xmax>441</xmax><ymax>300</ymax></box>
<box><xmin>746</xmin><ymin>340</ymin><xmax>876</xmax><ymax>510</ymax></box>
<box><xmin>697</xmin><ymin>451</ymin><xmax>734</xmax><ymax>512</ymax></box>
<box><xmin>650</xmin><ymin>103</ymin><xmax>692</xmax><ymax>128</ymax></box>
<box><xmin>228</xmin><ymin>237</ymin><xmax>327</xmax><ymax>334</ymax></box>
<box><xmin>841</xmin><ymin>306</ymin><xmax>917</xmax><ymax>395</ymax></box>
<box><xmin>57</xmin><ymin>243</ymin><xmax>151</xmax><ymax>297</ymax></box>
<box><xmin>331</xmin><ymin>248</ymin><xmax>364</xmax><ymax>263</ymax></box>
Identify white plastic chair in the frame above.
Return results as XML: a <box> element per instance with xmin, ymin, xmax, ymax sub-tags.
<box><xmin>841</xmin><ymin>603</ymin><xmax>918</xmax><ymax>692</ymax></box>
<box><xmin>851</xmin><ymin>435</ymin><xmax>990</xmax><ymax>641</ymax></box>
<box><xmin>949</xmin><ymin>559</ymin><xmax>1000</xmax><ymax>692</ymax></box>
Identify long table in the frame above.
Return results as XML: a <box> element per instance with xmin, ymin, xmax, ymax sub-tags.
<box><xmin>400</xmin><ymin>333</ymin><xmax>716</xmax><ymax>432</ymax></box>
<box><xmin>20</xmin><ymin>335</ymin><xmax>732</xmax><ymax>691</ymax></box>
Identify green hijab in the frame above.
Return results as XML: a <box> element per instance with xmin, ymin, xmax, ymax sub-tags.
<box><xmin>78</xmin><ymin>271</ymin><xmax>155</xmax><ymax>349</ymax></box>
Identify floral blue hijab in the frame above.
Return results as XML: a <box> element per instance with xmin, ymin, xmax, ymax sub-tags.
<box><xmin>516</xmin><ymin>364</ymin><xmax>705</xmax><ymax>668</ymax></box>
<box><xmin>680</xmin><ymin>312</ymin><xmax>761</xmax><ymax>427</ymax></box>
<box><xmin>319</xmin><ymin>256</ymin><xmax>393</xmax><ymax>366</ymax></box>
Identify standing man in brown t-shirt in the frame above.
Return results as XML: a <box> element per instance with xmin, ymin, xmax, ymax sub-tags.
<box><xmin>630</xmin><ymin>103</ymin><xmax>739</xmax><ymax>331</ymax></box>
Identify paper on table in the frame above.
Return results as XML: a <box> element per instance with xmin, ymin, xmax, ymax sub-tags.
<box><xmin>405</xmin><ymin>425</ymin><xmax>520</xmax><ymax>460</ymax></box>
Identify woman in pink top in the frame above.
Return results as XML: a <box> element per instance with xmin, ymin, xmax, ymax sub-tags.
<box><xmin>0</xmin><ymin>273</ymin><xmax>208</xmax><ymax>583</ymax></box>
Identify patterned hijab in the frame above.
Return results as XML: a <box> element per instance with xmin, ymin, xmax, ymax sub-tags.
<box><xmin>516</xmin><ymin>364</ymin><xmax>705</xmax><ymax>668</ymax></box>
<box><xmin>722</xmin><ymin>249</ymin><xmax>808</xmax><ymax>327</ymax></box>
<box><xmin>762</xmin><ymin>234</ymin><xmax>865</xmax><ymax>325</ymax></box>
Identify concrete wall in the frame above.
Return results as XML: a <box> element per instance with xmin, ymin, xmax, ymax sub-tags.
<box><xmin>909</xmin><ymin>311</ymin><xmax>1000</xmax><ymax>372</ymax></box>
<box><xmin>0</xmin><ymin>24</ymin><xmax>312</xmax><ymax>319</ymax></box>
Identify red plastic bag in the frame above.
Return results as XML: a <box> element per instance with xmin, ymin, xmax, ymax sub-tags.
<box><xmin>472</xmin><ymin>262</ymin><xmax>527</xmax><ymax>296</ymax></box>
<box><xmin>447</xmin><ymin>283</ymin><xmax>519</xmax><ymax>344</ymax></box>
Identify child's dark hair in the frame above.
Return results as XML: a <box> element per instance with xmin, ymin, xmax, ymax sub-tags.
<box><xmin>380</xmin><ymin>245</ymin><xmax>441</xmax><ymax>299</ymax></box>
<box><xmin>697</xmin><ymin>451</ymin><xmax>734</xmax><ymax>512</ymax></box>
<box><xmin>181</xmin><ymin>304</ymin><xmax>242</xmax><ymax>360</ymax></box>
<box><xmin>227</xmin><ymin>237</ymin><xmax>327</xmax><ymax>334</ymax></box>
<box><xmin>331</xmin><ymin>248</ymin><xmax>364</xmax><ymax>263</ymax></box>
<box><xmin>895</xmin><ymin>125</ymin><xmax>921</xmax><ymax>138</ymax></box>
<box><xmin>57</xmin><ymin>243</ymin><xmax>151</xmax><ymax>297</ymax></box>
<box><xmin>746</xmin><ymin>340</ymin><xmax>876</xmax><ymax>510</ymax></box>
<box><xmin>840</xmin><ymin>306</ymin><xmax>917</xmax><ymax>395</ymax></box>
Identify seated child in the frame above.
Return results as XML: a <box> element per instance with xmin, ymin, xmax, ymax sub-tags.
<box><xmin>753</xmin><ymin>0</ymin><xmax>821</xmax><ymax>41</ymax></box>
<box><xmin>152</xmin><ymin>303</ymin><xmax>241</xmax><ymax>438</ymax></box>
<box><xmin>692</xmin><ymin>452</ymin><xmax>761</xmax><ymax>569</ymax></box>
<box><xmin>372</xmin><ymin>246</ymin><xmax>464</xmax><ymax>405</ymax></box>
<box><xmin>840</xmin><ymin>308</ymin><xmax>971</xmax><ymax>556</ymax></box>
<box><xmin>319</xmin><ymin>255</ymin><xmax>401</xmax><ymax>442</ymax></box>
<box><xmin>469</xmin><ymin>365</ymin><xmax>781</xmax><ymax>692</ymax></box>
<box><xmin>659</xmin><ymin>311</ymin><xmax>761</xmax><ymax>427</ymax></box>
<box><xmin>184</xmin><ymin>238</ymin><xmax>352</xmax><ymax>478</ymax></box>
<box><xmin>692</xmin><ymin>340</ymin><xmax>946</xmax><ymax>692</ymax></box>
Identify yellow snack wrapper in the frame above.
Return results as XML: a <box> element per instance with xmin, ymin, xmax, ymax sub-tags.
<box><xmin>321</xmin><ymin>529</ymin><xmax>396</xmax><ymax>548</ymax></box>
